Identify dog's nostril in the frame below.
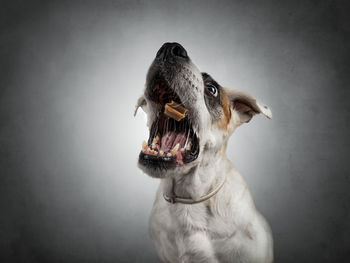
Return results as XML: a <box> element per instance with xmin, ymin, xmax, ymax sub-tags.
<box><xmin>156</xmin><ymin>42</ymin><xmax>188</xmax><ymax>60</ymax></box>
<box><xmin>171</xmin><ymin>44</ymin><xmax>188</xmax><ymax>58</ymax></box>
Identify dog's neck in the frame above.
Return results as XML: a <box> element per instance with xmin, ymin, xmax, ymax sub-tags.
<box><xmin>162</xmin><ymin>145</ymin><xmax>228</xmax><ymax>201</ymax></box>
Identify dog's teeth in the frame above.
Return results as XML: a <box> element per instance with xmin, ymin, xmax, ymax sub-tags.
<box><xmin>186</xmin><ymin>141</ymin><xmax>192</xmax><ymax>151</ymax></box>
<box><xmin>159</xmin><ymin>150</ymin><xmax>164</xmax><ymax>156</ymax></box>
<box><xmin>167</xmin><ymin>152</ymin><xmax>172</xmax><ymax>157</ymax></box>
<box><xmin>171</xmin><ymin>143</ymin><xmax>180</xmax><ymax>155</ymax></box>
<box><xmin>151</xmin><ymin>135</ymin><xmax>160</xmax><ymax>149</ymax></box>
<box><xmin>142</xmin><ymin>141</ymin><xmax>147</xmax><ymax>152</ymax></box>
<box><xmin>153</xmin><ymin>135</ymin><xmax>160</xmax><ymax>144</ymax></box>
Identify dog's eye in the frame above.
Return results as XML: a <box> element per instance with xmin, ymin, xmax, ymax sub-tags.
<box><xmin>206</xmin><ymin>84</ymin><xmax>218</xmax><ymax>97</ymax></box>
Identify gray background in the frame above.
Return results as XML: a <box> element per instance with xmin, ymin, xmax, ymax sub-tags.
<box><xmin>1</xmin><ymin>0</ymin><xmax>349</xmax><ymax>262</ymax></box>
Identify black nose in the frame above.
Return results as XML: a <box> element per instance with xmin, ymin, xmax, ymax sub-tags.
<box><xmin>156</xmin><ymin>42</ymin><xmax>188</xmax><ymax>61</ymax></box>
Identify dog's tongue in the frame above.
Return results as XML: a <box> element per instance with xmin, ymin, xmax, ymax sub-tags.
<box><xmin>160</xmin><ymin>132</ymin><xmax>187</xmax><ymax>153</ymax></box>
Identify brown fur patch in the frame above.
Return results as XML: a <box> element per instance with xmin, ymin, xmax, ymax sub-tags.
<box><xmin>218</xmin><ymin>91</ymin><xmax>231</xmax><ymax>130</ymax></box>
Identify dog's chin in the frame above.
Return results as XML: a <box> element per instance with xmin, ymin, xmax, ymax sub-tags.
<box><xmin>137</xmin><ymin>158</ymin><xmax>200</xmax><ymax>179</ymax></box>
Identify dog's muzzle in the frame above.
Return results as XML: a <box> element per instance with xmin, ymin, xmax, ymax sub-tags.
<box><xmin>138</xmin><ymin>43</ymin><xmax>200</xmax><ymax>171</ymax></box>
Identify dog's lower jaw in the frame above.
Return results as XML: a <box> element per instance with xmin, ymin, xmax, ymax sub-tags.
<box><xmin>137</xmin><ymin>162</ymin><xmax>167</xmax><ymax>179</ymax></box>
<box><xmin>138</xmin><ymin>157</ymin><xmax>200</xmax><ymax>179</ymax></box>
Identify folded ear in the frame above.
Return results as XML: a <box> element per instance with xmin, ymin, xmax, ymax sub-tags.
<box><xmin>134</xmin><ymin>95</ymin><xmax>147</xmax><ymax>116</ymax></box>
<box><xmin>225</xmin><ymin>88</ymin><xmax>272</xmax><ymax>123</ymax></box>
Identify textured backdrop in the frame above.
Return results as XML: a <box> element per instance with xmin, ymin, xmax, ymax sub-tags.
<box><xmin>1</xmin><ymin>0</ymin><xmax>350</xmax><ymax>262</ymax></box>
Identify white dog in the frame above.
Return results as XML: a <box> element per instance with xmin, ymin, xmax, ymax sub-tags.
<box><xmin>135</xmin><ymin>43</ymin><xmax>273</xmax><ymax>263</ymax></box>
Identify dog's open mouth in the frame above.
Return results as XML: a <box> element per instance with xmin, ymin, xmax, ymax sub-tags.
<box><xmin>139</xmin><ymin>77</ymin><xmax>199</xmax><ymax>169</ymax></box>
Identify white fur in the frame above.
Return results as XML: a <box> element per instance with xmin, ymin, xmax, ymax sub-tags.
<box><xmin>137</xmin><ymin>51</ymin><xmax>273</xmax><ymax>262</ymax></box>
<box><xmin>148</xmin><ymin>146</ymin><xmax>273</xmax><ymax>263</ymax></box>
<box><xmin>141</xmin><ymin>106</ymin><xmax>273</xmax><ymax>263</ymax></box>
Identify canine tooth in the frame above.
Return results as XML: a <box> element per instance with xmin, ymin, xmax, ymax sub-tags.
<box><xmin>159</xmin><ymin>150</ymin><xmax>164</xmax><ymax>156</ymax></box>
<box><xmin>153</xmin><ymin>135</ymin><xmax>160</xmax><ymax>143</ymax></box>
<box><xmin>171</xmin><ymin>143</ymin><xmax>180</xmax><ymax>155</ymax></box>
<box><xmin>167</xmin><ymin>153</ymin><xmax>172</xmax><ymax>157</ymax></box>
<box><xmin>186</xmin><ymin>141</ymin><xmax>192</xmax><ymax>151</ymax></box>
<box><xmin>142</xmin><ymin>140</ymin><xmax>147</xmax><ymax>148</ymax></box>
<box><xmin>142</xmin><ymin>141</ymin><xmax>147</xmax><ymax>152</ymax></box>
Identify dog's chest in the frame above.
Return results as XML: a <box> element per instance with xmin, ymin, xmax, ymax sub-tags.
<box><xmin>170</xmin><ymin>202</ymin><xmax>209</xmax><ymax>229</ymax></box>
<box><xmin>149</xmin><ymin>198</ymin><xmax>238</xmax><ymax>262</ymax></box>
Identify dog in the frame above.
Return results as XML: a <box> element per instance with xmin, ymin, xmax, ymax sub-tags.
<box><xmin>135</xmin><ymin>43</ymin><xmax>273</xmax><ymax>263</ymax></box>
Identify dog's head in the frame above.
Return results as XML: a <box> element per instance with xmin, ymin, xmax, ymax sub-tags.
<box><xmin>136</xmin><ymin>43</ymin><xmax>272</xmax><ymax>178</ymax></box>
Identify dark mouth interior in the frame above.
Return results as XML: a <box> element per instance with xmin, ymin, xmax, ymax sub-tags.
<box><xmin>139</xmin><ymin>77</ymin><xmax>199</xmax><ymax>168</ymax></box>
<box><xmin>148</xmin><ymin>76</ymin><xmax>182</xmax><ymax>106</ymax></box>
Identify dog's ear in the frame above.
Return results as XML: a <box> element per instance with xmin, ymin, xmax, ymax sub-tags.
<box><xmin>134</xmin><ymin>95</ymin><xmax>147</xmax><ymax>116</ymax></box>
<box><xmin>225</xmin><ymin>88</ymin><xmax>272</xmax><ymax>123</ymax></box>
